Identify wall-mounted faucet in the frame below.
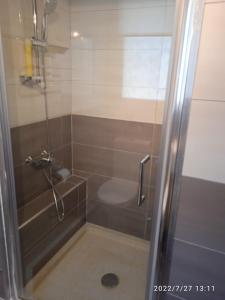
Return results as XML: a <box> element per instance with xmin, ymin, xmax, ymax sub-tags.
<box><xmin>25</xmin><ymin>150</ymin><xmax>65</xmax><ymax>222</ymax></box>
<box><xmin>25</xmin><ymin>150</ymin><xmax>53</xmax><ymax>169</ymax></box>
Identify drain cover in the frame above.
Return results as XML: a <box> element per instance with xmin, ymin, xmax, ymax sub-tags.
<box><xmin>101</xmin><ymin>273</ymin><xmax>119</xmax><ymax>288</ymax></box>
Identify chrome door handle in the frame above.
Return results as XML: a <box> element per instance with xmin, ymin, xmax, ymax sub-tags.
<box><xmin>138</xmin><ymin>154</ymin><xmax>150</xmax><ymax>207</ymax></box>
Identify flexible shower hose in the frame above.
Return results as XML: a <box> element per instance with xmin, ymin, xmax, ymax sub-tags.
<box><xmin>42</xmin><ymin>168</ymin><xmax>65</xmax><ymax>222</ymax></box>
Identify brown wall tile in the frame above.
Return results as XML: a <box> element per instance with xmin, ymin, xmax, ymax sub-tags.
<box><xmin>48</xmin><ymin>115</ymin><xmax>71</xmax><ymax>150</ymax></box>
<box><xmin>149</xmin><ymin>156</ymin><xmax>159</xmax><ymax>187</ymax></box>
<box><xmin>14</xmin><ymin>164</ymin><xmax>49</xmax><ymax>208</ymax></box>
<box><xmin>86</xmin><ymin>173</ymin><xmax>151</xmax><ymax>215</ymax></box>
<box><xmin>11</xmin><ymin>115</ymin><xmax>73</xmax><ymax>207</ymax></box>
<box><xmin>11</xmin><ymin>121</ymin><xmax>48</xmax><ymax>166</ymax></box>
<box><xmin>19</xmin><ymin>178</ymin><xmax>85</xmax><ymax>257</ymax></box>
<box><xmin>23</xmin><ymin>206</ymin><xmax>85</xmax><ymax>283</ymax></box>
<box><xmin>73</xmin><ymin>143</ymin><xmax>150</xmax><ymax>182</ymax></box>
<box><xmin>72</xmin><ymin>114</ymin><xmax>154</xmax><ymax>154</ymax></box>
<box><xmin>52</xmin><ymin>144</ymin><xmax>72</xmax><ymax>170</ymax></box>
<box><xmin>87</xmin><ymin>202</ymin><xmax>146</xmax><ymax>239</ymax></box>
<box><xmin>152</xmin><ymin>124</ymin><xmax>162</xmax><ymax>156</ymax></box>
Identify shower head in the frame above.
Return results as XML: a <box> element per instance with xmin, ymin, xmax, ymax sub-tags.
<box><xmin>41</xmin><ymin>0</ymin><xmax>57</xmax><ymax>41</ymax></box>
<box><xmin>44</xmin><ymin>0</ymin><xmax>57</xmax><ymax>16</ymax></box>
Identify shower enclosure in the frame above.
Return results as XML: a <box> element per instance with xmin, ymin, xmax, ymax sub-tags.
<box><xmin>0</xmin><ymin>1</ymin><xmax>204</xmax><ymax>300</ymax></box>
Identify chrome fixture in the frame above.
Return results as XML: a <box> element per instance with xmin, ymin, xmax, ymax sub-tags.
<box><xmin>20</xmin><ymin>0</ymin><xmax>58</xmax><ymax>88</ymax></box>
<box><xmin>42</xmin><ymin>168</ymin><xmax>65</xmax><ymax>222</ymax></box>
<box><xmin>25</xmin><ymin>150</ymin><xmax>53</xmax><ymax>168</ymax></box>
<box><xmin>137</xmin><ymin>154</ymin><xmax>150</xmax><ymax>207</ymax></box>
<box><xmin>20</xmin><ymin>75</ymin><xmax>42</xmax><ymax>87</ymax></box>
<box><xmin>41</xmin><ymin>0</ymin><xmax>57</xmax><ymax>41</ymax></box>
<box><xmin>25</xmin><ymin>150</ymin><xmax>65</xmax><ymax>222</ymax></box>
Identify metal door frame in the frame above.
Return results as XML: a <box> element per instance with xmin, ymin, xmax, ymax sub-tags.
<box><xmin>0</xmin><ymin>30</ymin><xmax>24</xmax><ymax>300</ymax></box>
<box><xmin>146</xmin><ymin>0</ymin><xmax>205</xmax><ymax>299</ymax></box>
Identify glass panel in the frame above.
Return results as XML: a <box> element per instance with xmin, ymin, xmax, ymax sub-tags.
<box><xmin>168</xmin><ymin>3</ymin><xmax>225</xmax><ymax>298</ymax></box>
<box><xmin>0</xmin><ymin>0</ymin><xmax>177</xmax><ymax>299</ymax></box>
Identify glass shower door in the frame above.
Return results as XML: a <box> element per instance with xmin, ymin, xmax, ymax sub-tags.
<box><xmin>0</xmin><ymin>0</ymin><xmax>179</xmax><ymax>300</ymax></box>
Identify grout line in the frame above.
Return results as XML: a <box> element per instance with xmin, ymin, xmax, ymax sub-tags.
<box><xmin>71</xmin><ymin>80</ymin><xmax>168</xmax><ymax>92</ymax></box>
<box><xmin>70</xmin><ymin>114</ymin><xmax>73</xmax><ymax>170</ymax></box>
<box><xmin>70</xmin><ymin>3</ymin><xmax>175</xmax><ymax>14</ymax></box>
<box><xmin>10</xmin><ymin>114</ymin><xmax>71</xmax><ymax>129</ymax></box>
<box><xmin>192</xmin><ymin>98</ymin><xmax>225</xmax><ymax>103</ymax></box>
<box><xmin>72</xmin><ymin>141</ymin><xmax>154</xmax><ymax>156</ymax></box>
<box><xmin>206</xmin><ymin>0</ymin><xmax>225</xmax><ymax>4</ymax></box>
<box><xmin>175</xmin><ymin>238</ymin><xmax>225</xmax><ymax>256</ymax></box>
<box><xmin>71</xmin><ymin>48</ymin><xmax>171</xmax><ymax>51</ymax></box>
<box><xmin>14</xmin><ymin>143</ymin><xmax>72</xmax><ymax>168</ymax></box>
<box><xmin>74</xmin><ymin>168</ymin><xmax>156</xmax><ymax>192</ymax></box>
<box><xmin>72</xmin><ymin>114</ymin><xmax>162</xmax><ymax>126</ymax></box>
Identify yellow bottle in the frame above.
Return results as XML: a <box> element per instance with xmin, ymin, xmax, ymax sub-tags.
<box><xmin>24</xmin><ymin>39</ymin><xmax>33</xmax><ymax>77</ymax></box>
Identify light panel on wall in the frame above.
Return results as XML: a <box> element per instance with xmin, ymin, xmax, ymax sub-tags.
<box><xmin>122</xmin><ymin>36</ymin><xmax>171</xmax><ymax>101</ymax></box>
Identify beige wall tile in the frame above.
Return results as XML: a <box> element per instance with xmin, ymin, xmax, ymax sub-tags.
<box><xmin>45</xmin><ymin>47</ymin><xmax>72</xmax><ymax>70</ymax></box>
<box><xmin>48</xmin><ymin>4</ymin><xmax>71</xmax><ymax>48</ymax></box>
<box><xmin>71</xmin><ymin>0</ymin><xmax>175</xmax><ymax>13</ymax></box>
<box><xmin>193</xmin><ymin>2</ymin><xmax>225</xmax><ymax>101</ymax></box>
<box><xmin>183</xmin><ymin>1</ymin><xmax>225</xmax><ymax>184</ymax></box>
<box><xmin>46</xmin><ymin>81</ymin><xmax>72</xmax><ymax>119</ymax></box>
<box><xmin>0</xmin><ymin>0</ymin><xmax>25</xmax><ymax>38</ymax></box>
<box><xmin>92</xmin><ymin>49</ymin><xmax>161</xmax><ymax>88</ymax></box>
<box><xmin>71</xmin><ymin>5</ymin><xmax>174</xmax><ymax>38</ymax></box>
<box><xmin>71</xmin><ymin>36</ymin><xmax>171</xmax><ymax>51</ymax></box>
<box><xmin>183</xmin><ymin>100</ymin><xmax>225</xmax><ymax>184</ymax></box>
<box><xmin>7</xmin><ymin>84</ymin><xmax>46</xmax><ymax>127</ymax></box>
<box><xmin>71</xmin><ymin>1</ymin><xmax>175</xmax><ymax>123</ymax></box>
<box><xmin>2</xmin><ymin>37</ymin><xmax>25</xmax><ymax>85</ymax></box>
<box><xmin>72</xmin><ymin>50</ymin><xmax>93</xmax><ymax>82</ymax></box>
<box><xmin>72</xmin><ymin>82</ymin><xmax>158</xmax><ymax>123</ymax></box>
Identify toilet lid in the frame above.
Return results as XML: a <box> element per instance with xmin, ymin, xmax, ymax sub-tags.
<box><xmin>98</xmin><ymin>178</ymin><xmax>138</xmax><ymax>204</ymax></box>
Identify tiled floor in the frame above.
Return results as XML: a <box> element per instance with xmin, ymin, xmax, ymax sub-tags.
<box><xmin>26</xmin><ymin>223</ymin><xmax>150</xmax><ymax>300</ymax></box>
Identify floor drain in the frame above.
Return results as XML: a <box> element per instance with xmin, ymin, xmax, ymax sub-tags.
<box><xmin>101</xmin><ymin>273</ymin><xmax>119</xmax><ymax>288</ymax></box>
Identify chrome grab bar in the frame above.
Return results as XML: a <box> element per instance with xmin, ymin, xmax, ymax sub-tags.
<box><xmin>138</xmin><ymin>154</ymin><xmax>150</xmax><ymax>207</ymax></box>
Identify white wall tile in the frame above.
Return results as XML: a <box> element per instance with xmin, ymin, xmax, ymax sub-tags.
<box><xmin>71</xmin><ymin>6</ymin><xmax>173</xmax><ymax>38</ymax></box>
<box><xmin>0</xmin><ymin>0</ymin><xmax>25</xmax><ymax>38</ymax></box>
<box><xmin>71</xmin><ymin>1</ymin><xmax>175</xmax><ymax>124</ymax></box>
<box><xmin>7</xmin><ymin>84</ymin><xmax>46</xmax><ymax>127</ymax></box>
<box><xmin>46</xmin><ymin>81</ymin><xmax>72</xmax><ymax>118</ymax></box>
<box><xmin>155</xmin><ymin>99</ymin><xmax>165</xmax><ymax>124</ymax></box>
<box><xmin>193</xmin><ymin>2</ymin><xmax>225</xmax><ymax>101</ymax></box>
<box><xmin>45</xmin><ymin>47</ymin><xmax>72</xmax><ymax>70</ymax></box>
<box><xmin>72</xmin><ymin>82</ymin><xmax>158</xmax><ymax>123</ymax></box>
<box><xmin>71</xmin><ymin>36</ymin><xmax>170</xmax><ymax>51</ymax></box>
<box><xmin>72</xmin><ymin>50</ymin><xmax>93</xmax><ymax>82</ymax></box>
<box><xmin>48</xmin><ymin>6</ymin><xmax>71</xmax><ymax>48</ymax></box>
<box><xmin>1</xmin><ymin>0</ymin><xmax>72</xmax><ymax>128</ymax></box>
<box><xmin>71</xmin><ymin>0</ymin><xmax>175</xmax><ymax>12</ymax></box>
<box><xmin>2</xmin><ymin>37</ymin><xmax>25</xmax><ymax>85</ymax></box>
<box><xmin>45</xmin><ymin>68</ymin><xmax>72</xmax><ymax>82</ymax></box>
<box><xmin>92</xmin><ymin>49</ymin><xmax>161</xmax><ymax>88</ymax></box>
<box><xmin>183</xmin><ymin>100</ymin><xmax>225</xmax><ymax>184</ymax></box>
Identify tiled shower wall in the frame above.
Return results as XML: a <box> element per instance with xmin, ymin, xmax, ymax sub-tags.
<box><xmin>0</xmin><ymin>0</ymin><xmax>72</xmax><ymax>128</ymax></box>
<box><xmin>11</xmin><ymin>116</ymin><xmax>72</xmax><ymax>207</ymax></box>
<box><xmin>72</xmin><ymin>115</ymin><xmax>162</xmax><ymax>238</ymax></box>
<box><xmin>70</xmin><ymin>0</ymin><xmax>175</xmax><ymax>238</ymax></box>
<box><xmin>0</xmin><ymin>0</ymin><xmax>73</xmax><ymax>204</ymax></box>
<box><xmin>166</xmin><ymin>1</ymin><xmax>225</xmax><ymax>299</ymax></box>
<box><xmin>1</xmin><ymin>0</ymin><xmax>176</xmax><ymax>242</ymax></box>
<box><xmin>0</xmin><ymin>0</ymin><xmax>81</xmax><ymax>284</ymax></box>
<box><xmin>70</xmin><ymin>0</ymin><xmax>175</xmax><ymax>123</ymax></box>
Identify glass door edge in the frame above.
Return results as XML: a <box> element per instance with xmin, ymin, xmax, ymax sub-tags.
<box><xmin>146</xmin><ymin>0</ymin><xmax>205</xmax><ymax>299</ymax></box>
